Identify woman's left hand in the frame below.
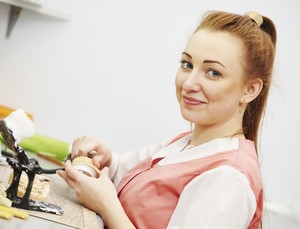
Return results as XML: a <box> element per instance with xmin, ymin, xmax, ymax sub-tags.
<box><xmin>57</xmin><ymin>160</ymin><xmax>118</xmax><ymax>215</ymax></box>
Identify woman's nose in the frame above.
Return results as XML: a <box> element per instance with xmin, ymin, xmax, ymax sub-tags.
<box><xmin>182</xmin><ymin>71</ymin><xmax>201</xmax><ymax>91</ymax></box>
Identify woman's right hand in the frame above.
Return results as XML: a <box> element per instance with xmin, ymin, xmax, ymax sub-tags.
<box><xmin>70</xmin><ymin>135</ymin><xmax>112</xmax><ymax>170</ymax></box>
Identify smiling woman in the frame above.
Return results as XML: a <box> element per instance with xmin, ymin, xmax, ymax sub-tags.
<box><xmin>176</xmin><ymin>30</ymin><xmax>248</xmax><ymax>135</ymax></box>
<box><xmin>56</xmin><ymin>10</ymin><xmax>277</xmax><ymax>229</ymax></box>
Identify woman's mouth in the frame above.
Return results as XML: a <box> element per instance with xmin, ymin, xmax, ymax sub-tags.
<box><xmin>183</xmin><ymin>96</ymin><xmax>205</xmax><ymax>106</ymax></box>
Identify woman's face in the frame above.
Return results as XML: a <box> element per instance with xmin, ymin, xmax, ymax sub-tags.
<box><xmin>176</xmin><ymin>29</ymin><xmax>246</xmax><ymax>128</ymax></box>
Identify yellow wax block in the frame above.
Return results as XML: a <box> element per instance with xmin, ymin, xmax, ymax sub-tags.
<box><xmin>0</xmin><ymin>205</ymin><xmax>29</xmax><ymax>220</ymax></box>
<box><xmin>0</xmin><ymin>209</ymin><xmax>13</xmax><ymax>219</ymax></box>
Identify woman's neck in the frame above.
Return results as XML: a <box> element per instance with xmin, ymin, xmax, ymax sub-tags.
<box><xmin>190</xmin><ymin>124</ymin><xmax>244</xmax><ymax>146</ymax></box>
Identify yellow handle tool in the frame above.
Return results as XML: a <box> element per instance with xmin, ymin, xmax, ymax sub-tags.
<box><xmin>0</xmin><ymin>208</ymin><xmax>13</xmax><ymax>219</ymax></box>
<box><xmin>0</xmin><ymin>205</ymin><xmax>29</xmax><ymax>219</ymax></box>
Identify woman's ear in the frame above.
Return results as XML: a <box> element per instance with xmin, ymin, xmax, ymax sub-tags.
<box><xmin>242</xmin><ymin>78</ymin><xmax>263</xmax><ymax>103</ymax></box>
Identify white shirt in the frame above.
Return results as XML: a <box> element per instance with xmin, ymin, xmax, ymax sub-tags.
<box><xmin>109</xmin><ymin>134</ymin><xmax>256</xmax><ymax>229</ymax></box>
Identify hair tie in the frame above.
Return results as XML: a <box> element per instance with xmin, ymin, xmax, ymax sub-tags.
<box><xmin>246</xmin><ymin>11</ymin><xmax>263</xmax><ymax>27</ymax></box>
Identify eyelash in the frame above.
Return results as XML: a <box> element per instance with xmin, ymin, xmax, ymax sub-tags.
<box><xmin>206</xmin><ymin>68</ymin><xmax>222</xmax><ymax>79</ymax></box>
<box><xmin>179</xmin><ymin>60</ymin><xmax>193</xmax><ymax>70</ymax></box>
<box><xmin>180</xmin><ymin>60</ymin><xmax>222</xmax><ymax>79</ymax></box>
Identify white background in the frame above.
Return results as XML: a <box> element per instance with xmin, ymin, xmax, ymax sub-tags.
<box><xmin>0</xmin><ymin>0</ymin><xmax>299</xmax><ymax>228</ymax></box>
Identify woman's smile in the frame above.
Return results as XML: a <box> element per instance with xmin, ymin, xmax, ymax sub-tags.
<box><xmin>182</xmin><ymin>95</ymin><xmax>205</xmax><ymax>106</ymax></box>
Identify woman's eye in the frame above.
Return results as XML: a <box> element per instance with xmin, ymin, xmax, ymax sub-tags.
<box><xmin>180</xmin><ymin>61</ymin><xmax>193</xmax><ymax>70</ymax></box>
<box><xmin>207</xmin><ymin>69</ymin><xmax>221</xmax><ymax>79</ymax></box>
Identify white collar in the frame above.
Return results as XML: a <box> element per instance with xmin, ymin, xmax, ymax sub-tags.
<box><xmin>152</xmin><ymin>134</ymin><xmax>240</xmax><ymax>165</ymax></box>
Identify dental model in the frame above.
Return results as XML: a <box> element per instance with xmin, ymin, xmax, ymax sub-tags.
<box><xmin>0</xmin><ymin>109</ymin><xmax>63</xmax><ymax>215</ymax></box>
<box><xmin>72</xmin><ymin>156</ymin><xmax>100</xmax><ymax>178</ymax></box>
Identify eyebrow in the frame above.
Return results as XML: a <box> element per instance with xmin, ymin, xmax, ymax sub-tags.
<box><xmin>182</xmin><ymin>52</ymin><xmax>226</xmax><ymax>69</ymax></box>
<box><xmin>182</xmin><ymin>52</ymin><xmax>192</xmax><ymax>59</ymax></box>
<box><xmin>203</xmin><ymin>60</ymin><xmax>226</xmax><ymax>68</ymax></box>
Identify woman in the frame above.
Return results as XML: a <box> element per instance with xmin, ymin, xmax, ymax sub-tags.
<box><xmin>57</xmin><ymin>10</ymin><xmax>277</xmax><ymax>229</ymax></box>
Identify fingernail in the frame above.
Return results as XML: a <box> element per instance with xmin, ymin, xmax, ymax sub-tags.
<box><xmin>88</xmin><ymin>150</ymin><xmax>97</xmax><ymax>158</ymax></box>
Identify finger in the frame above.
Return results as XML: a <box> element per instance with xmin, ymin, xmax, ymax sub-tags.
<box><xmin>64</xmin><ymin>160</ymin><xmax>84</xmax><ymax>181</ymax></box>
<box><xmin>71</xmin><ymin>136</ymin><xmax>92</xmax><ymax>157</ymax></box>
<box><xmin>76</xmin><ymin>143</ymin><xmax>97</xmax><ymax>158</ymax></box>
<box><xmin>71</xmin><ymin>137</ymin><xmax>81</xmax><ymax>158</ymax></box>
<box><xmin>56</xmin><ymin>169</ymin><xmax>77</xmax><ymax>188</ymax></box>
<box><xmin>56</xmin><ymin>169</ymin><xmax>65</xmax><ymax>178</ymax></box>
<box><xmin>100</xmin><ymin>167</ymin><xmax>109</xmax><ymax>178</ymax></box>
<box><xmin>92</xmin><ymin>155</ymin><xmax>104</xmax><ymax>168</ymax></box>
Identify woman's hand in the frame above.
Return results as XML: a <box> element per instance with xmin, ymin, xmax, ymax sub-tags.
<box><xmin>70</xmin><ymin>135</ymin><xmax>112</xmax><ymax>170</ymax></box>
<box><xmin>57</xmin><ymin>161</ymin><xmax>117</xmax><ymax>214</ymax></box>
<box><xmin>57</xmin><ymin>161</ymin><xmax>136</xmax><ymax>229</ymax></box>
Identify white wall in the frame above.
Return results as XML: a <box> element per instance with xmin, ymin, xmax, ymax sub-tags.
<box><xmin>1</xmin><ymin>0</ymin><xmax>299</xmax><ymax>228</ymax></box>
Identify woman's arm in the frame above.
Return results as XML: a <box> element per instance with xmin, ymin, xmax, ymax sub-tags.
<box><xmin>68</xmin><ymin>134</ymin><xmax>169</xmax><ymax>185</ymax></box>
